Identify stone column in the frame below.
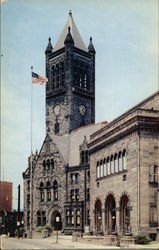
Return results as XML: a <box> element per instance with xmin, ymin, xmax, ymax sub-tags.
<box><xmin>116</xmin><ymin>203</ymin><xmax>120</xmax><ymax>235</ymax></box>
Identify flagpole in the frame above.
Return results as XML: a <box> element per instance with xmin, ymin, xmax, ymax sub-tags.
<box><xmin>30</xmin><ymin>66</ymin><xmax>33</xmax><ymax>239</ymax></box>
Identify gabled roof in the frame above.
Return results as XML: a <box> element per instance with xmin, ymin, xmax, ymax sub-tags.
<box><xmin>53</xmin><ymin>10</ymin><xmax>87</xmax><ymax>52</ymax></box>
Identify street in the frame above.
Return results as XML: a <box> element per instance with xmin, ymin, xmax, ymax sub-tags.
<box><xmin>1</xmin><ymin>235</ymin><xmax>116</xmax><ymax>249</ymax></box>
<box><xmin>1</xmin><ymin>235</ymin><xmax>159</xmax><ymax>250</ymax></box>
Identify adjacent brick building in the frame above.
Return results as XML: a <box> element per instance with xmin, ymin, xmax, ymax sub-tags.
<box><xmin>23</xmin><ymin>11</ymin><xmax>159</xmax><ymax>241</ymax></box>
<box><xmin>0</xmin><ymin>181</ymin><xmax>13</xmax><ymax>212</ymax></box>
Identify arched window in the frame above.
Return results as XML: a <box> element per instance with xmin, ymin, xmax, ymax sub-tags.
<box><xmin>43</xmin><ymin>160</ymin><xmax>46</xmax><ymax>171</ymax></box>
<box><xmin>107</xmin><ymin>157</ymin><xmax>110</xmax><ymax>175</ymax></box>
<box><xmin>118</xmin><ymin>152</ymin><xmax>122</xmax><ymax>171</ymax></box>
<box><xmin>100</xmin><ymin>160</ymin><xmax>103</xmax><ymax>177</ymax></box>
<box><xmin>40</xmin><ymin>182</ymin><xmax>44</xmax><ymax>202</ymax></box>
<box><xmin>46</xmin><ymin>181</ymin><xmax>51</xmax><ymax>202</ymax></box>
<box><xmin>53</xmin><ymin>180</ymin><xmax>58</xmax><ymax>201</ymax></box>
<box><xmin>47</xmin><ymin>159</ymin><xmax>50</xmax><ymax>171</ymax></box>
<box><xmin>51</xmin><ymin>159</ymin><xmax>54</xmax><ymax>170</ymax></box>
<box><xmin>110</xmin><ymin>155</ymin><xmax>114</xmax><ymax>174</ymax></box>
<box><xmin>114</xmin><ymin>154</ymin><xmax>118</xmax><ymax>173</ymax></box>
<box><xmin>122</xmin><ymin>150</ymin><xmax>127</xmax><ymax>170</ymax></box>
<box><xmin>97</xmin><ymin>161</ymin><xmax>100</xmax><ymax>179</ymax></box>
<box><xmin>103</xmin><ymin>158</ymin><xmax>107</xmax><ymax>176</ymax></box>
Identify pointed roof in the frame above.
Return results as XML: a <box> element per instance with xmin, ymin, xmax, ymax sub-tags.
<box><xmin>88</xmin><ymin>37</ymin><xmax>95</xmax><ymax>53</ymax></box>
<box><xmin>53</xmin><ymin>10</ymin><xmax>87</xmax><ymax>52</ymax></box>
<box><xmin>45</xmin><ymin>37</ymin><xmax>53</xmax><ymax>54</ymax></box>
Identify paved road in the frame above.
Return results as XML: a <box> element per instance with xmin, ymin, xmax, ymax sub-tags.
<box><xmin>1</xmin><ymin>236</ymin><xmax>117</xmax><ymax>249</ymax></box>
<box><xmin>1</xmin><ymin>236</ymin><xmax>159</xmax><ymax>249</ymax></box>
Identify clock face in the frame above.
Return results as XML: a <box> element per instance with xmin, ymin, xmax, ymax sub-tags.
<box><xmin>79</xmin><ymin>104</ymin><xmax>86</xmax><ymax>116</ymax></box>
<box><xmin>54</xmin><ymin>105</ymin><xmax>60</xmax><ymax>116</ymax></box>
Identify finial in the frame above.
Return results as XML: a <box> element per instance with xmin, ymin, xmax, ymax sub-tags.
<box><xmin>69</xmin><ymin>9</ymin><xmax>72</xmax><ymax>16</ymax></box>
<box><xmin>45</xmin><ymin>36</ymin><xmax>53</xmax><ymax>54</ymax></box>
<box><xmin>68</xmin><ymin>26</ymin><xmax>71</xmax><ymax>33</ymax></box>
<box><xmin>88</xmin><ymin>36</ymin><xmax>95</xmax><ymax>53</ymax></box>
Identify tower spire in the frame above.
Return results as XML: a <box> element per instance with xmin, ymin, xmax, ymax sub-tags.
<box><xmin>64</xmin><ymin>26</ymin><xmax>74</xmax><ymax>45</ymax></box>
<box><xmin>69</xmin><ymin>9</ymin><xmax>72</xmax><ymax>16</ymax></box>
<box><xmin>45</xmin><ymin>37</ymin><xmax>53</xmax><ymax>54</ymax></box>
<box><xmin>88</xmin><ymin>37</ymin><xmax>95</xmax><ymax>53</ymax></box>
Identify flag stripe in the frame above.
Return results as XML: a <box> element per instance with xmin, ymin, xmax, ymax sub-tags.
<box><xmin>32</xmin><ymin>71</ymin><xmax>48</xmax><ymax>85</ymax></box>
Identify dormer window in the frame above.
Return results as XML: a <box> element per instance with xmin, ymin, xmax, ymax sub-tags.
<box><xmin>80</xmin><ymin>150</ymin><xmax>89</xmax><ymax>164</ymax></box>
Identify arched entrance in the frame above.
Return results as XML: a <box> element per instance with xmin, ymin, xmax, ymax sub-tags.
<box><xmin>120</xmin><ymin>195</ymin><xmax>130</xmax><ymax>234</ymax></box>
<box><xmin>51</xmin><ymin>211</ymin><xmax>62</xmax><ymax>230</ymax></box>
<box><xmin>105</xmin><ymin>194</ymin><xmax>116</xmax><ymax>234</ymax></box>
<box><xmin>94</xmin><ymin>199</ymin><xmax>102</xmax><ymax>233</ymax></box>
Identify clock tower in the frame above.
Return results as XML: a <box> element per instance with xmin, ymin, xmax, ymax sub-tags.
<box><xmin>45</xmin><ymin>11</ymin><xmax>95</xmax><ymax>136</ymax></box>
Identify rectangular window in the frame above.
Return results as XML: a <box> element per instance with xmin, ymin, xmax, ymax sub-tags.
<box><xmin>75</xmin><ymin>189</ymin><xmax>79</xmax><ymax>201</ymax></box>
<box><xmin>149</xmin><ymin>165</ymin><xmax>158</xmax><ymax>183</ymax></box>
<box><xmin>123</xmin><ymin>155</ymin><xmax>127</xmax><ymax>170</ymax></box>
<box><xmin>76</xmin><ymin>210</ymin><xmax>80</xmax><ymax>226</ymax></box>
<box><xmin>71</xmin><ymin>210</ymin><xmax>74</xmax><ymax>226</ymax></box>
<box><xmin>71</xmin><ymin>189</ymin><xmax>75</xmax><ymax>201</ymax></box>
<box><xmin>75</xmin><ymin>173</ymin><xmax>80</xmax><ymax>184</ymax></box>
<box><xmin>42</xmin><ymin>211</ymin><xmax>46</xmax><ymax>226</ymax></box>
<box><xmin>47</xmin><ymin>191</ymin><xmax>51</xmax><ymax>202</ymax></box>
<box><xmin>107</xmin><ymin>162</ymin><xmax>110</xmax><ymax>175</ymax></box>
<box><xmin>104</xmin><ymin>163</ymin><xmax>106</xmax><ymax>176</ymax></box>
<box><xmin>27</xmin><ymin>194</ymin><xmax>30</xmax><ymax>208</ymax></box>
<box><xmin>115</xmin><ymin>159</ymin><xmax>118</xmax><ymax>172</ymax></box>
<box><xmin>119</xmin><ymin>157</ymin><xmax>122</xmax><ymax>171</ymax></box>
<box><xmin>87</xmin><ymin>209</ymin><xmax>90</xmax><ymax>225</ymax></box>
<box><xmin>66</xmin><ymin>210</ymin><xmax>70</xmax><ymax>226</ymax></box>
<box><xmin>111</xmin><ymin>159</ymin><xmax>114</xmax><ymax>174</ymax></box>
<box><xmin>70</xmin><ymin>174</ymin><xmax>74</xmax><ymax>185</ymax></box>
<box><xmin>97</xmin><ymin>166</ymin><xmax>100</xmax><ymax>178</ymax></box>
<box><xmin>40</xmin><ymin>192</ymin><xmax>44</xmax><ymax>202</ymax></box>
<box><xmin>101</xmin><ymin>164</ymin><xmax>103</xmax><ymax>177</ymax></box>
<box><xmin>150</xmin><ymin>205</ymin><xmax>158</xmax><ymax>226</ymax></box>
<box><xmin>87</xmin><ymin>188</ymin><xmax>90</xmax><ymax>201</ymax></box>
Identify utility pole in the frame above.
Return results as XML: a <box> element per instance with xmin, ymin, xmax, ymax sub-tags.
<box><xmin>17</xmin><ymin>185</ymin><xmax>20</xmax><ymax>239</ymax></box>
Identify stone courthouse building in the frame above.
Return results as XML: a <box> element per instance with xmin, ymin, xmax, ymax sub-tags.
<box><xmin>23</xmin><ymin>11</ymin><xmax>159</xmax><ymax>240</ymax></box>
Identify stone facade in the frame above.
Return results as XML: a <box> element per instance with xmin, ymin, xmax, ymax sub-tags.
<box><xmin>23</xmin><ymin>11</ymin><xmax>159</xmax><ymax>241</ymax></box>
<box><xmin>23</xmin><ymin>12</ymin><xmax>102</xmax><ymax>234</ymax></box>
<box><xmin>89</xmin><ymin>92</ymin><xmax>159</xmax><ymax>239</ymax></box>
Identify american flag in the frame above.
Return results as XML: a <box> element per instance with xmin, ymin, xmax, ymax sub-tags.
<box><xmin>32</xmin><ymin>72</ymin><xmax>48</xmax><ymax>85</ymax></box>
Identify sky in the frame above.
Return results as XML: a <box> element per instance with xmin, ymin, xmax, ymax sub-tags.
<box><xmin>1</xmin><ymin>0</ymin><xmax>158</xmax><ymax>209</ymax></box>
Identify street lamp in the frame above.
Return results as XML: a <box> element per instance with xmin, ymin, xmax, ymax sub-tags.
<box><xmin>56</xmin><ymin>216</ymin><xmax>60</xmax><ymax>243</ymax></box>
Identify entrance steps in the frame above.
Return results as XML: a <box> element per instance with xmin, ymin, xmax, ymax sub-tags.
<box><xmin>72</xmin><ymin>234</ymin><xmax>135</xmax><ymax>247</ymax></box>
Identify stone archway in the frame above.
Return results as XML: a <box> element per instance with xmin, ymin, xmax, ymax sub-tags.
<box><xmin>51</xmin><ymin>211</ymin><xmax>62</xmax><ymax>230</ymax></box>
<box><xmin>105</xmin><ymin>194</ymin><xmax>116</xmax><ymax>234</ymax></box>
<box><xmin>94</xmin><ymin>199</ymin><xmax>102</xmax><ymax>233</ymax></box>
<box><xmin>120</xmin><ymin>195</ymin><xmax>130</xmax><ymax>234</ymax></box>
